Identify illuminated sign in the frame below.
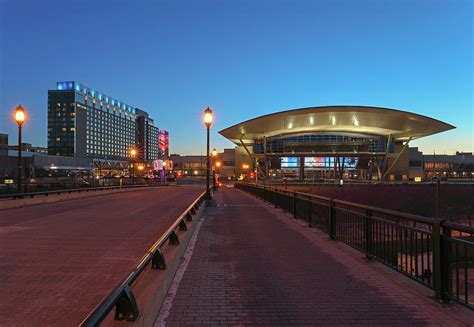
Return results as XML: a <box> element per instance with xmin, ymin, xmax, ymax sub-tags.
<box><xmin>281</xmin><ymin>157</ymin><xmax>300</xmax><ymax>168</ymax></box>
<box><xmin>154</xmin><ymin>160</ymin><xmax>163</xmax><ymax>171</ymax></box>
<box><xmin>153</xmin><ymin>159</ymin><xmax>172</xmax><ymax>171</ymax></box>
<box><xmin>159</xmin><ymin>130</ymin><xmax>169</xmax><ymax>158</ymax></box>
<box><xmin>424</xmin><ymin>162</ymin><xmax>451</xmax><ymax>169</ymax></box>
<box><xmin>159</xmin><ymin>131</ymin><xmax>169</xmax><ymax>150</ymax></box>
<box><xmin>305</xmin><ymin>157</ymin><xmax>358</xmax><ymax>169</ymax></box>
<box><xmin>304</xmin><ymin>157</ymin><xmax>326</xmax><ymax>167</ymax></box>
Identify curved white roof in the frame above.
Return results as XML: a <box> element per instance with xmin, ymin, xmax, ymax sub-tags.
<box><xmin>219</xmin><ymin>105</ymin><xmax>455</xmax><ymax>144</ymax></box>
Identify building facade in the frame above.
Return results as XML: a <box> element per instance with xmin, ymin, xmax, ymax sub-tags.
<box><xmin>220</xmin><ymin>106</ymin><xmax>455</xmax><ymax>182</ymax></box>
<box><xmin>170</xmin><ymin>148</ymin><xmax>236</xmax><ymax>180</ymax></box>
<box><xmin>8</xmin><ymin>143</ymin><xmax>48</xmax><ymax>154</ymax></box>
<box><xmin>48</xmin><ymin>81</ymin><xmax>161</xmax><ymax>162</ymax></box>
<box><xmin>170</xmin><ymin>154</ymin><xmax>207</xmax><ymax>176</ymax></box>
<box><xmin>135</xmin><ymin>109</ymin><xmax>160</xmax><ymax>161</ymax></box>
<box><xmin>409</xmin><ymin>149</ymin><xmax>474</xmax><ymax>180</ymax></box>
<box><xmin>0</xmin><ymin>133</ymin><xmax>8</xmax><ymax>156</ymax></box>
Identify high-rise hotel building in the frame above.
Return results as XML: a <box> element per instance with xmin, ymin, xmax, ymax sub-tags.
<box><xmin>47</xmin><ymin>81</ymin><xmax>162</xmax><ymax>161</ymax></box>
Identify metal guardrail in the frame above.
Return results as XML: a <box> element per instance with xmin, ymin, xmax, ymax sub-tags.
<box><xmin>236</xmin><ymin>182</ymin><xmax>474</xmax><ymax>310</ymax></box>
<box><xmin>0</xmin><ymin>182</ymin><xmax>168</xmax><ymax>200</ymax></box>
<box><xmin>80</xmin><ymin>190</ymin><xmax>208</xmax><ymax>327</ymax></box>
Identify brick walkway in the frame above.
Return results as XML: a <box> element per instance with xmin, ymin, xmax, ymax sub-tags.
<box><xmin>159</xmin><ymin>188</ymin><xmax>474</xmax><ymax>326</ymax></box>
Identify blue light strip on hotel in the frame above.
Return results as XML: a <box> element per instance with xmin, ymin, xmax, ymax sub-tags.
<box><xmin>56</xmin><ymin>81</ymin><xmax>137</xmax><ymax>115</ymax></box>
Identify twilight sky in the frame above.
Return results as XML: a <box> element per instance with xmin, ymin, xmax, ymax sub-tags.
<box><xmin>0</xmin><ymin>0</ymin><xmax>472</xmax><ymax>155</ymax></box>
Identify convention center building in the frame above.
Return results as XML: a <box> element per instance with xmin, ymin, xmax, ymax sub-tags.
<box><xmin>219</xmin><ymin>106</ymin><xmax>454</xmax><ymax>181</ymax></box>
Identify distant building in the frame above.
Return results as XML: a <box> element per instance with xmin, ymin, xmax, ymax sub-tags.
<box><xmin>135</xmin><ymin>109</ymin><xmax>160</xmax><ymax>161</ymax></box>
<box><xmin>408</xmin><ymin>147</ymin><xmax>424</xmax><ymax>180</ymax></box>
<box><xmin>0</xmin><ymin>151</ymin><xmax>92</xmax><ymax>183</ymax></box>
<box><xmin>408</xmin><ymin>147</ymin><xmax>474</xmax><ymax>180</ymax></box>
<box><xmin>47</xmin><ymin>81</ymin><xmax>162</xmax><ymax>162</ymax></box>
<box><xmin>0</xmin><ymin>133</ymin><xmax>8</xmax><ymax>155</ymax></box>
<box><xmin>170</xmin><ymin>148</ymin><xmax>236</xmax><ymax>179</ymax></box>
<box><xmin>170</xmin><ymin>154</ymin><xmax>206</xmax><ymax>176</ymax></box>
<box><xmin>423</xmin><ymin>151</ymin><xmax>474</xmax><ymax>179</ymax></box>
<box><xmin>219</xmin><ymin>148</ymin><xmax>236</xmax><ymax>179</ymax></box>
<box><xmin>8</xmin><ymin>143</ymin><xmax>48</xmax><ymax>154</ymax></box>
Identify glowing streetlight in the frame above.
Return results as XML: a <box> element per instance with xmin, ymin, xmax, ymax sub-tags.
<box><xmin>203</xmin><ymin>107</ymin><xmax>213</xmax><ymax>199</ymax></box>
<box><xmin>130</xmin><ymin>147</ymin><xmax>137</xmax><ymax>184</ymax></box>
<box><xmin>211</xmin><ymin>149</ymin><xmax>218</xmax><ymax>190</ymax></box>
<box><xmin>15</xmin><ymin>106</ymin><xmax>25</xmax><ymax>125</ymax></box>
<box><xmin>203</xmin><ymin>107</ymin><xmax>213</xmax><ymax>128</ymax></box>
<box><xmin>14</xmin><ymin>105</ymin><xmax>26</xmax><ymax>194</ymax></box>
<box><xmin>216</xmin><ymin>161</ymin><xmax>221</xmax><ymax>168</ymax></box>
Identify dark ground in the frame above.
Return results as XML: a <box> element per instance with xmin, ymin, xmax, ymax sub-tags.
<box><xmin>291</xmin><ymin>183</ymin><xmax>474</xmax><ymax>223</ymax></box>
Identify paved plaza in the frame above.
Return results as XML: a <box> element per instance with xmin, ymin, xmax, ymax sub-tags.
<box><xmin>160</xmin><ymin>188</ymin><xmax>474</xmax><ymax>326</ymax></box>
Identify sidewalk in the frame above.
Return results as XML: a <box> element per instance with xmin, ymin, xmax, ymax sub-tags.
<box><xmin>157</xmin><ymin>188</ymin><xmax>474</xmax><ymax>326</ymax></box>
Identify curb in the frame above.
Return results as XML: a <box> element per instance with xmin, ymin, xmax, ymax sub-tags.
<box><xmin>108</xmin><ymin>200</ymin><xmax>206</xmax><ymax>327</ymax></box>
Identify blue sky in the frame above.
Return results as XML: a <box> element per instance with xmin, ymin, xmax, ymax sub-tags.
<box><xmin>0</xmin><ymin>0</ymin><xmax>472</xmax><ymax>154</ymax></box>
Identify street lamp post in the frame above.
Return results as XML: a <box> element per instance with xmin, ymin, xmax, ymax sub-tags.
<box><xmin>242</xmin><ymin>163</ymin><xmax>249</xmax><ymax>181</ymax></box>
<box><xmin>216</xmin><ymin>161</ymin><xmax>221</xmax><ymax>188</ymax></box>
<box><xmin>130</xmin><ymin>148</ymin><xmax>137</xmax><ymax>185</ymax></box>
<box><xmin>212</xmin><ymin>148</ymin><xmax>217</xmax><ymax>191</ymax></box>
<box><xmin>14</xmin><ymin>105</ymin><xmax>26</xmax><ymax>194</ymax></box>
<box><xmin>203</xmin><ymin>107</ymin><xmax>213</xmax><ymax>199</ymax></box>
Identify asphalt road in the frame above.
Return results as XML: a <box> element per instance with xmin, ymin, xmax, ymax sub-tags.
<box><xmin>0</xmin><ymin>186</ymin><xmax>204</xmax><ymax>326</ymax></box>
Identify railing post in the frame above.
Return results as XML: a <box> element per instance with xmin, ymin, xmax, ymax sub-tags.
<box><xmin>441</xmin><ymin>224</ymin><xmax>452</xmax><ymax>303</ymax></box>
<box><xmin>168</xmin><ymin>230</ymin><xmax>179</xmax><ymax>245</ymax></box>
<box><xmin>152</xmin><ymin>248</ymin><xmax>166</xmax><ymax>269</ymax></box>
<box><xmin>307</xmin><ymin>197</ymin><xmax>313</xmax><ymax>227</ymax></box>
<box><xmin>178</xmin><ymin>219</ymin><xmax>187</xmax><ymax>231</ymax></box>
<box><xmin>365</xmin><ymin>209</ymin><xmax>372</xmax><ymax>259</ymax></box>
<box><xmin>114</xmin><ymin>286</ymin><xmax>139</xmax><ymax>321</ymax></box>
<box><xmin>329</xmin><ymin>199</ymin><xmax>336</xmax><ymax>240</ymax></box>
<box><xmin>185</xmin><ymin>212</ymin><xmax>193</xmax><ymax>222</ymax></box>
<box><xmin>433</xmin><ymin>220</ymin><xmax>450</xmax><ymax>302</ymax></box>
<box><xmin>292</xmin><ymin>191</ymin><xmax>297</xmax><ymax>219</ymax></box>
<box><xmin>274</xmin><ymin>188</ymin><xmax>277</xmax><ymax>208</ymax></box>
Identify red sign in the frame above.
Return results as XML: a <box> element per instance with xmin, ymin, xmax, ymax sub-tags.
<box><xmin>159</xmin><ymin>130</ymin><xmax>169</xmax><ymax>151</ymax></box>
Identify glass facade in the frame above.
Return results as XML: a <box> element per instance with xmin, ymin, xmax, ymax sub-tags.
<box><xmin>136</xmin><ymin>114</ymin><xmax>160</xmax><ymax>161</ymax></box>
<box><xmin>47</xmin><ymin>92</ymin><xmax>76</xmax><ymax>157</ymax></box>
<box><xmin>83</xmin><ymin>102</ymin><xmax>135</xmax><ymax>160</ymax></box>
<box><xmin>254</xmin><ymin>133</ymin><xmax>394</xmax><ymax>154</ymax></box>
<box><xmin>48</xmin><ymin>81</ymin><xmax>160</xmax><ymax>161</ymax></box>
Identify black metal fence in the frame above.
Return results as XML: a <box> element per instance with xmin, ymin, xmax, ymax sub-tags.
<box><xmin>236</xmin><ymin>182</ymin><xmax>474</xmax><ymax>310</ymax></box>
<box><xmin>80</xmin><ymin>190</ymin><xmax>207</xmax><ymax>326</ymax></box>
